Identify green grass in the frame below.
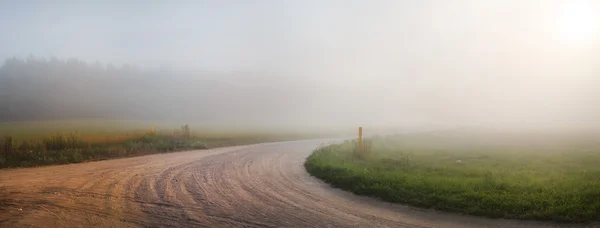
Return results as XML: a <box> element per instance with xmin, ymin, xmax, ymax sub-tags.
<box><xmin>304</xmin><ymin>132</ymin><xmax>600</xmax><ymax>222</ymax></box>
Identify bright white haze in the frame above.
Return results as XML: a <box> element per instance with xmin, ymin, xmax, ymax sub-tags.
<box><xmin>1</xmin><ymin>0</ymin><xmax>599</xmax><ymax>130</ymax></box>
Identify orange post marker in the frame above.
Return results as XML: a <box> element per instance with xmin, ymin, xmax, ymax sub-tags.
<box><xmin>359</xmin><ymin>127</ymin><xmax>363</xmax><ymax>153</ymax></box>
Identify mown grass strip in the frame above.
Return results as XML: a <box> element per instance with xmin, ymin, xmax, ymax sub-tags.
<box><xmin>304</xmin><ymin>134</ymin><xmax>600</xmax><ymax>222</ymax></box>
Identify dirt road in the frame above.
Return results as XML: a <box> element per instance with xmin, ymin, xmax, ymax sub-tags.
<box><xmin>0</xmin><ymin>139</ymin><xmax>594</xmax><ymax>227</ymax></box>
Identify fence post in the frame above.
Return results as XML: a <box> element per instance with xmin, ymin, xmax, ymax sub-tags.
<box><xmin>359</xmin><ymin>127</ymin><xmax>363</xmax><ymax>154</ymax></box>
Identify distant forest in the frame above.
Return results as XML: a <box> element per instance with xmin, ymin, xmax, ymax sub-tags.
<box><xmin>0</xmin><ymin>56</ymin><xmax>321</xmax><ymax>124</ymax></box>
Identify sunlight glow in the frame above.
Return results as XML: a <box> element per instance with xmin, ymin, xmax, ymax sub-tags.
<box><xmin>556</xmin><ymin>2</ymin><xmax>599</xmax><ymax>43</ymax></box>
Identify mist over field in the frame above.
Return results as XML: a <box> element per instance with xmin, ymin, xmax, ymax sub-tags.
<box><xmin>1</xmin><ymin>0</ymin><xmax>600</xmax><ymax>131</ymax></box>
<box><xmin>3</xmin><ymin>1</ymin><xmax>600</xmax><ymax>226</ymax></box>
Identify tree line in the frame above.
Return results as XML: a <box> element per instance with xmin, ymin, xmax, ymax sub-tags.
<box><xmin>0</xmin><ymin>56</ymin><xmax>319</xmax><ymax>125</ymax></box>
<box><xmin>0</xmin><ymin>56</ymin><xmax>172</xmax><ymax>121</ymax></box>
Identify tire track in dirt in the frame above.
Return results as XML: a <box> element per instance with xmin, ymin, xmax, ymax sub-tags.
<box><xmin>0</xmin><ymin>140</ymin><xmax>594</xmax><ymax>227</ymax></box>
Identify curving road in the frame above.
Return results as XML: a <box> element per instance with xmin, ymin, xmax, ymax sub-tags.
<box><xmin>0</xmin><ymin>139</ymin><xmax>592</xmax><ymax>227</ymax></box>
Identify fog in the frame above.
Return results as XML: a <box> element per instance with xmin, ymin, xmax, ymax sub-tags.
<box><xmin>1</xmin><ymin>0</ymin><xmax>599</xmax><ymax>131</ymax></box>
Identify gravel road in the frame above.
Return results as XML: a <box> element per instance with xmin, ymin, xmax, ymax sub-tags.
<box><xmin>0</xmin><ymin>139</ymin><xmax>594</xmax><ymax>227</ymax></box>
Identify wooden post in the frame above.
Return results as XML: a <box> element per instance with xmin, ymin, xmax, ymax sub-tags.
<box><xmin>359</xmin><ymin>127</ymin><xmax>363</xmax><ymax>153</ymax></box>
<box><xmin>151</xmin><ymin>124</ymin><xmax>155</xmax><ymax>134</ymax></box>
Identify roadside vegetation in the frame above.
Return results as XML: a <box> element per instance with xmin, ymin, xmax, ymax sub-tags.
<box><xmin>0</xmin><ymin>124</ymin><xmax>209</xmax><ymax>168</ymax></box>
<box><xmin>305</xmin><ymin>132</ymin><xmax>600</xmax><ymax>222</ymax></box>
<box><xmin>0</xmin><ymin>121</ymin><xmax>329</xmax><ymax>169</ymax></box>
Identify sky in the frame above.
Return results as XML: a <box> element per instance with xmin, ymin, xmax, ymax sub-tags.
<box><xmin>1</xmin><ymin>0</ymin><xmax>600</xmax><ymax>130</ymax></box>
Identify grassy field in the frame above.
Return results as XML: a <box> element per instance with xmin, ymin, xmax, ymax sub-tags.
<box><xmin>0</xmin><ymin>119</ymin><xmax>154</xmax><ymax>142</ymax></box>
<box><xmin>304</xmin><ymin>131</ymin><xmax>600</xmax><ymax>222</ymax></box>
<box><xmin>0</xmin><ymin>133</ymin><xmax>210</xmax><ymax>168</ymax></box>
<box><xmin>0</xmin><ymin>119</ymin><xmax>334</xmax><ymax>169</ymax></box>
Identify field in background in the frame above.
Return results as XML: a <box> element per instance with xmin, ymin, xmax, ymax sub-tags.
<box><xmin>0</xmin><ymin>119</ymin><xmax>339</xmax><ymax>168</ymax></box>
<box><xmin>305</xmin><ymin>132</ymin><xmax>600</xmax><ymax>222</ymax></box>
<box><xmin>0</xmin><ymin>119</ymin><xmax>340</xmax><ymax>142</ymax></box>
<box><xmin>0</xmin><ymin>120</ymin><xmax>157</xmax><ymax>142</ymax></box>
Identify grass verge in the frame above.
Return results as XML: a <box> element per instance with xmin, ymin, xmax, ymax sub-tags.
<box><xmin>0</xmin><ymin>134</ymin><xmax>209</xmax><ymax>168</ymax></box>
<box><xmin>304</xmin><ymin>133</ymin><xmax>600</xmax><ymax>222</ymax></box>
<box><xmin>1</xmin><ymin>132</ymin><xmax>325</xmax><ymax>169</ymax></box>
<box><xmin>0</xmin><ymin>120</ymin><xmax>341</xmax><ymax>169</ymax></box>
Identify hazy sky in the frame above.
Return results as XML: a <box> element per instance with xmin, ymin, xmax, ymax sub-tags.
<box><xmin>1</xmin><ymin>0</ymin><xmax>600</xmax><ymax>129</ymax></box>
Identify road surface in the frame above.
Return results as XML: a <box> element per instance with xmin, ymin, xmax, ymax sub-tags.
<box><xmin>0</xmin><ymin>139</ymin><xmax>593</xmax><ymax>227</ymax></box>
